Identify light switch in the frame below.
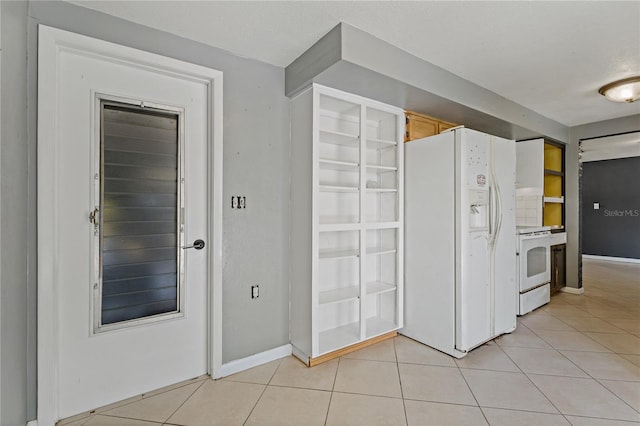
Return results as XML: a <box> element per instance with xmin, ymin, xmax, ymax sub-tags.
<box><xmin>231</xmin><ymin>196</ymin><xmax>246</xmax><ymax>209</ymax></box>
<box><xmin>594</xmin><ymin>202</ymin><xmax>600</xmax><ymax>210</ymax></box>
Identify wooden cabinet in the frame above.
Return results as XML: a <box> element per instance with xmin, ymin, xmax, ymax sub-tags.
<box><xmin>543</xmin><ymin>141</ymin><xmax>565</xmax><ymax>231</ymax></box>
<box><xmin>290</xmin><ymin>84</ymin><xmax>404</xmax><ymax>366</ymax></box>
<box><xmin>404</xmin><ymin>110</ymin><xmax>457</xmax><ymax>142</ymax></box>
<box><xmin>550</xmin><ymin>244</ymin><xmax>566</xmax><ymax>294</ymax></box>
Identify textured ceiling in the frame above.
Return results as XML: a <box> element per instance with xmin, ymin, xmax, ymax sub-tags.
<box><xmin>71</xmin><ymin>1</ymin><xmax>640</xmax><ymax>127</ymax></box>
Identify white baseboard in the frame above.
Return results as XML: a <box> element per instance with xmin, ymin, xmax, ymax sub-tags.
<box><xmin>291</xmin><ymin>345</ymin><xmax>309</xmax><ymax>364</ymax></box>
<box><xmin>26</xmin><ymin>421</ymin><xmax>38</xmax><ymax>426</ymax></box>
<box><xmin>583</xmin><ymin>254</ymin><xmax>640</xmax><ymax>264</ymax></box>
<box><xmin>560</xmin><ymin>286</ymin><xmax>584</xmax><ymax>295</ymax></box>
<box><xmin>216</xmin><ymin>344</ymin><xmax>292</xmax><ymax>379</ymax></box>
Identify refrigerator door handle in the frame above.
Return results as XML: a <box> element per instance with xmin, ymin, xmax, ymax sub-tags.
<box><xmin>494</xmin><ymin>180</ymin><xmax>503</xmax><ymax>242</ymax></box>
<box><xmin>488</xmin><ymin>183</ymin><xmax>500</xmax><ymax>246</ymax></box>
<box><xmin>487</xmin><ymin>138</ymin><xmax>502</xmax><ymax>247</ymax></box>
<box><xmin>488</xmin><ymin>185</ymin><xmax>495</xmax><ymax>242</ymax></box>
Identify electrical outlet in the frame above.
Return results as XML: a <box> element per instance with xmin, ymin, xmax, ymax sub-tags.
<box><xmin>251</xmin><ymin>285</ymin><xmax>259</xmax><ymax>299</ymax></box>
<box><xmin>231</xmin><ymin>196</ymin><xmax>238</xmax><ymax>209</ymax></box>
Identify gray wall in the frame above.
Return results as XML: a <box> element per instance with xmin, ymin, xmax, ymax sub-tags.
<box><xmin>567</xmin><ymin>114</ymin><xmax>640</xmax><ymax>287</ymax></box>
<box><xmin>582</xmin><ymin>156</ymin><xmax>640</xmax><ymax>259</ymax></box>
<box><xmin>2</xmin><ymin>1</ymin><xmax>291</xmax><ymax>423</ymax></box>
<box><xmin>1</xmin><ymin>1</ymin><xmax>30</xmax><ymax>425</ymax></box>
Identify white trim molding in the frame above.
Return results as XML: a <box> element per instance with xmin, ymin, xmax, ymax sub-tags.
<box><xmin>583</xmin><ymin>254</ymin><xmax>640</xmax><ymax>264</ymax></box>
<box><xmin>37</xmin><ymin>25</ymin><xmax>223</xmax><ymax>424</ymax></box>
<box><xmin>217</xmin><ymin>344</ymin><xmax>293</xmax><ymax>379</ymax></box>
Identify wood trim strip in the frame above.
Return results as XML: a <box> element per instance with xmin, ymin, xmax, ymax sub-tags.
<box><xmin>307</xmin><ymin>331</ymin><xmax>397</xmax><ymax>367</ymax></box>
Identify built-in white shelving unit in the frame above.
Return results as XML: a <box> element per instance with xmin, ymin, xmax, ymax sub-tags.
<box><xmin>290</xmin><ymin>84</ymin><xmax>404</xmax><ymax>364</ymax></box>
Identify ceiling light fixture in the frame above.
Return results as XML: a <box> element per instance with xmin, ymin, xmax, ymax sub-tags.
<box><xmin>598</xmin><ymin>76</ymin><xmax>640</xmax><ymax>103</ymax></box>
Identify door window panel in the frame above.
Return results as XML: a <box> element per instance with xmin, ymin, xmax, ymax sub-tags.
<box><xmin>97</xmin><ymin>101</ymin><xmax>183</xmax><ymax>328</ymax></box>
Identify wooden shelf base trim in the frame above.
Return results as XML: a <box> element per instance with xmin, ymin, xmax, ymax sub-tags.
<box><xmin>307</xmin><ymin>331</ymin><xmax>397</xmax><ymax>367</ymax></box>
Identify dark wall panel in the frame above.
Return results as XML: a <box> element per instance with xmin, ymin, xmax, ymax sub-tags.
<box><xmin>582</xmin><ymin>156</ymin><xmax>640</xmax><ymax>258</ymax></box>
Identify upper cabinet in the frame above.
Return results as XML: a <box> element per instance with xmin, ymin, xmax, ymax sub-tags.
<box><xmin>543</xmin><ymin>141</ymin><xmax>565</xmax><ymax>231</ymax></box>
<box><xmin>290</xmin><ymin>84</ymin><xmax>404</xmax><ymax>365</ymax></box>
<box><xmin>515</xmin><ymin>139</ymin><xmax>544</xmax><ymax>191</ymax></box>
<box><xmin>405</xmin><ymin>110</ymin><xmax>457</xmax><ymax>142</ymax></box>
<box><xmin>515</xmin><ymin>138</ymin><xmax>565</xmax><ymax>232</ymax></box>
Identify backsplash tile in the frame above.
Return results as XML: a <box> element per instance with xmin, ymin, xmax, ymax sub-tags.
<box><xmin>516</xmin><ymin>195</ymin><xmax>542</xmax><ymax>226</ymax></box>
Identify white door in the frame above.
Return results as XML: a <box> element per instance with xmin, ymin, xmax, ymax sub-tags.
<box><xmin>38</xmin><ymin>26</ymin><xmax>223</xmax><ymax>421</ymax></box>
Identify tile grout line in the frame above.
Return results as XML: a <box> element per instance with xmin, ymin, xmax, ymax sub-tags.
<box><xmin>327</xmin><ymin>389</ymin><xmax>404</xmax><ymax>400</ymax></box>
<box><xmin>323</xmin><ymin>356</ymin><xmax>341</xmax><ymax>426</ymax></box>
<box><xmin>592</xmin><ymin>376</ymin><xmax>640</xmax><ymax>416</ymax></box>
<box><xmin>507</xmin><ymin>272</ymin><xmax>638</xmax><ymax>423</ymax></box>
<box><xmin>496</xmin><ymin>339</ymin><xmax>568</xmax><ymax>420</ymax></box>
<box><xmin>82</xmin><ymin>412</ymin><xmax>164</xmax><ymax>425</ymax></box>
<box><xmin>239</xmin><ymin>357</ymin><xmax>286</xmax><ymax>426</ymax></box>
<box><xmin>157</xmin><ymin>378</ymin><xmax>208</xmax><ymax>425</ymax></box>
<box><xmin>525</xmin><ymin>321</ymin><xmax>599</xmax><ymax>379</ymax></box>
<box><xmin>474</xmin><ymin>342</ymin><xmax>543</xmax><ymax>424</ymax></box>
<box><xmin>241</xmin><ymin>382</ymin><xmax>270</xmax><ymax>425</ymax></box>
<box><xmin>74</xmin><ymin>378</ymin><xmax>208</xmax><ymax>426</ymax></box>
<box><xmin>454</xmin><ymin>349</ymin><xmax>488</xmax><ymax>424</ymax></box>
<box><xmin>534</xmin><ymin>314</ymin><xmax>621</xmax><ymax>353</ymax></box>
<box><xmin>533</xmin><ymin>320</ymin><xmax>622</xmax><ymax>380</ymax></box>
<box><xmin>564</xmin><ymin>413</ymin><xmax>640</xmax><ymax>424</ymax></box>
<box><xmin>393</xmin><ymin>337</ymin><xmax>410</xmax><ymax>426</ymax></box>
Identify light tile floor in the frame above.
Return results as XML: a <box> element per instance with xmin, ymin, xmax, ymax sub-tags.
<box><xmin>61</xmin><ymin>259</ymin><xmax>640</xmax><ymax>425</ymax></box>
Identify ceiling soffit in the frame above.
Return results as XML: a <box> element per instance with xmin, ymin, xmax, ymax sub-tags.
<box><xmin>285</xmin><ymin>23</ymin><xmax>569</xmax><ymax>143</ymax></box>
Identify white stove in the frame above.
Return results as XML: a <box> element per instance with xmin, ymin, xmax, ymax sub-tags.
<box><xmin>516</xmin><ymin>226</ymin><xmax>551</xmax><ymax>315</ymax></box>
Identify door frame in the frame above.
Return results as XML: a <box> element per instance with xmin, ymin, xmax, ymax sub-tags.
<box><xmin>37</xmin><ymin>25</ymin><xmax>223</xmax><ymax>424</ymax></box>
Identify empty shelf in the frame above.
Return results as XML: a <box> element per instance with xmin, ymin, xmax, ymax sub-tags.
<box><xmin>318</xmin><ymin>321</ymin><xmax>360</xmax><ymax>355</ymax></box>
<box><xmin>319</xmin><ymin>129</ymin><xmax>359</xmax><ymax>146</ymax></box>
<box><xmin>366</xmin><ymin>281</ymin><xmax>396</xmax><ymax>296</ymax></box>
<box><xmin>366</xmin><ymin>188</ymin><xmax>397</xmax><ymax>193</ymax></box>
<box><xmin>319</xmin><ymin>216</ymin><xmax>359</xmax><ymax>226</ymax></box>
<box><xmin>364</xmin><ymin>222</ymin><xmax>401</xmax><ymax>230</ymax></box>
<box><xmin>544</xmin><ymin>196</ymin><xmax>564</xmax><ymax>203</ymax></box>
<box><xmin>367</xmin><ymin>138</ymin><xmax>397</xmax><ymax>149</ymax></box>
<box><xmin>366</xmin><ymin>247</ymin><xmax>397</xmax><ymax>256</ymax></box>
<box><xmin>319</xmin><ymin>249</ymin><xmax>359</xmax><ymax>260</ymax></box>
<box><xmin>319</xmin><ymin>159</ymin><xmax>359</xmax><ymax>171</ymax></box>
<box><xmin>319</xmin><ymin>185</ymin><xmax>359</xmax><ymax>193</ymax></box>
<box><xmin>366</xmin><ymin>164</ymin><xmax>397</xmax><ymax>173</ymax></box>
<box><xmin>366</xmin><ymin>317</ymin><xmax>397</xmax><ymax>339</ymax></box>
<box><xmin>319</xmin><ymin>286</ymin><xmax>359</xmax><ymax>305</ymax></box>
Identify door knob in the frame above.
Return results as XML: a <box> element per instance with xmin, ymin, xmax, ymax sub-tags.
<box><xmin>183</xmin><ymin>239</ymin><xmax>205</xmax><ymax>250</ymax></box>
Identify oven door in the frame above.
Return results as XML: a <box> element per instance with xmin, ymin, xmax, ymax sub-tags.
<box><xmin>518</xmin><ymin>233</ymin><xmax>551</xmax><ymax>292</ymax></box>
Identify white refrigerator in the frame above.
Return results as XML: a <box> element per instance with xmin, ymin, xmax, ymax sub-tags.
<box><xmin>402</xmin><ymin>127</ymin><xmax>517</xmax><ymax>358</ymax></box>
